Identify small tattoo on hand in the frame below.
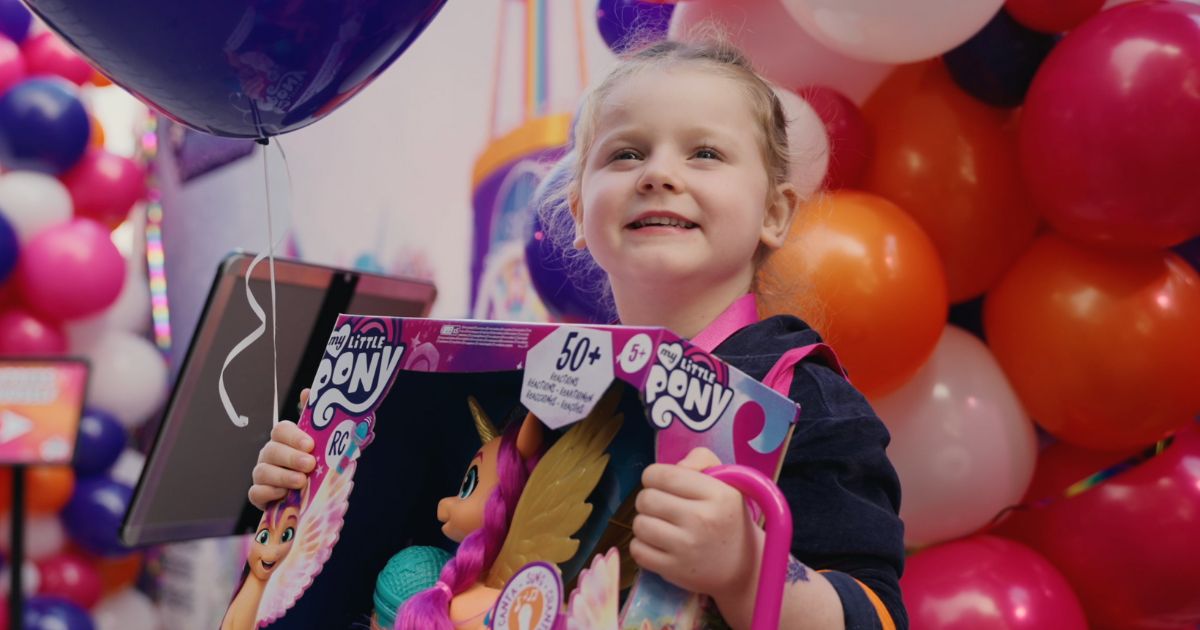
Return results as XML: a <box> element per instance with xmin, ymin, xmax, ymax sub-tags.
<box><xmin>786</xmin><ymin>555</ymin><xmax>809</xmax><ymax>584</ymax></box>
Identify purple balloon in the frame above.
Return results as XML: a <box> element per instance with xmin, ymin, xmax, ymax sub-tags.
<box><xmin>0</xmin><ymin>78</ymin><xmax>90</xmax><ymax>174</ymax></box>
<box><xmin>25</xmin><ymin>596</ymin><xmax>95</xmax><ymax>630</ymax></box>
<box><xmin>62</xmin><ymin>477</ymin><xmax>134</xmax><ymax>557</ymax></box>
<box><xmin>596</xmin><ymin>0</ymin><xmax>673</xmax><ymax>52</ymax></box>
<box><xmin>72</xmin><ymin>408</ymin><xmax>128</xmax><ymax>477</ymax></box>
<box><xmin>943</xmin><ymin>8</ymin><xmax>1058</xmax><ymax>108</ymax></box>
<box><xmin>0</xmin><ymin>0</ymin><xmax>31</xmax><ymax>44</ymax></box>
<box><xmin>0</xmin><ymin>210</ymin><xmax>16</xmax><ymax>283</ymax></box>
<box><xmin>1176</xmin><ymin>236</ymin><xmax>1200</xmax><ymax>272</ymax></box>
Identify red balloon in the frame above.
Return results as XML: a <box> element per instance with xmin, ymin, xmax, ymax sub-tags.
<box><xmin>1019</xmin><ymin>1</ymin><xmax>1200</xmax><ymax>248</ymax></box>
<box><xmin>59</xmin><ymin>149</ymin><xmax>146</xmax><ymax>227</ymax></box>
<box><xmin>0</xmin><ymin>308</ymin><xmax>67</xmax><ymax>355</ymax></box>
<box><xmin>19</xmin><ymin>32</ymin><xmax>93</xmax><ymax>86</ymax></box>
<box><xmin>1005</xmin><ymin>0</ymin><xmax>1104</xmax><ymax>33</ymax></box>
<box><xmin>903</xmin><ymin>535</ymin><xmax>1088</xmax><ymax>629</ymax></box>
<box><xmin>995</xmin><ymin>421</ymin><xmax>1200</xmax><ymax>629</ymax></box>
<box><xmin>0</xmin><ymin>35</ymin><xmax>24</xmax><ymax>95</ymax></box>
<box><xmin>798</xmin><ymin>86</ymin><xmax>872</xmax><ymax>190</ymax></box>
<box><xmin>35</xmin><ymin>552</ymin><xmax>103</xmax><ymax>609</ymax></box>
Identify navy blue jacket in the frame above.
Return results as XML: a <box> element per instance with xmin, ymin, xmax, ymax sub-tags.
<box><xmin>714</xmin><ymin>315</ymin><xmax>907</xmax><ymax>630</ymax></box>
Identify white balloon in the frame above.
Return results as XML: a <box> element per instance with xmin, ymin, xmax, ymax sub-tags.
<box><xmin>109</xmin><ymin>448</ymin><xmax>147</xmax><ymax>489</ymax></box>
<box><xmin>669</xmin><ymin>0</ymin><xmax>894</xmax><ymax>103</ymax></box>
<box><xmin>774</xmin><ymin>86</ymin><xmax>830</xmax><ymax>200</ymax></box>
<box><xmin>94</xmin><ymin>588</ymin><xmax>162</xmax><ymax>630</ymax></box>
<box><xmin>874</xmin><ymin>326</ymin><xmax>1037</xmax><ymax>548</ymax></box>
<box><xmin>779</xmin><ymin>0</ymin><xmax>1005</xmax><ymax>63</ymax></box>
<box><xmin>76</xmin><ymin>330</ymin><xmax>169</xmax><ymax>429</ymax></box>
<box><xmin>0</xmin><ymin>560</ymin><xmax>40</xmax><ymax>596</ymax></box>
<box><xmin>0</xmin><ymin>515</ymin><xmax>65</xmax><ymax>560</ymax></box>
<box><xmin>0</xmin><ymin>172</ymin><xmax>74</xmax><ymax>243</ymax></box>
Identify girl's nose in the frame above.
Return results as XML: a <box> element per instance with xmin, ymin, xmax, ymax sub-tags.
<box><xmin>637</xmin><ymin>157</ymin><xmax>683</xmax><ymax>193</ymax></box>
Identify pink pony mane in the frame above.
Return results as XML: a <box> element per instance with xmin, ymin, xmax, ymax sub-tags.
<box><xmin>395</xmin><ymin>422</ymin><xmax>541</xmax><ymax>629</ymax></box>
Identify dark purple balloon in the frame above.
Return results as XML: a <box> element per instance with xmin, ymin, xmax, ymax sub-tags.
<box><xmin>0</xmin><ymin>78</ymin><xmax>90</xmax><ymax>174</ymax></box>
<box><xmin>524</xmin><ymin>161</ymin><xmax>613</xmax><ymax>324</ymax></box>
<box><xmin>0</xmin><ymin>0</ymin><xmax>31</xmax><ymax>44</ymax></box>
<box><xmin>24</xmin><ymin>596</ymin><xmax>95</xmax><ymax>630</ymax></box>
<box><xmin>943</xmin><ymin>8</ymin><xmax>1058</xmax><ymax>108</ymax></box>
<box><xmin>62</xmin><ymin>477</ymin><xmax>134</xmax><ymax>557</ymax></box>
<box><xmin>22</xmin><ymin>0</ymin><xmax>449</xmax><ymax>138</ymax></box>
<box><xmin>72</xmin><ymin>408</ymin><xmax>128</xmax><ymax>477</ymax></box>
<box><xmin>1176</xmin><ymin>236</ymin><xmax>1200</xmax><ymax>272</ymax></box>
<box><xmin>0</xmin><ymin>210</ymin><xmax>16</xmax><ymax>283</ymax></box>
<box><xmin>596</xmin><ymin>0</ymin><xmax>674</xmax><ymax>52</ymax></box>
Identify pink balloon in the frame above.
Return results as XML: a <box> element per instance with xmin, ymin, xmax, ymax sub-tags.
<box><xmin>903</xmin><ymin>535</ymin><xmax>1088</xmax><ymax>629</ymax></box>
<box><xmin>20</xmin><ymin>32</ymin><xmax>94</xmax><ymax>86</ymax></box>
<box><xmin>0</xmin><ymin>35</ymin><xmax>25</xmax><ymax>95</ymax></box>
<box><xmin>17</xmin><ymin>219</ymin><xmax>125</xmax><ymax>321</ymax></box>
<box><xmin>995</xmin><ymin>421</ymin><xmax>1200</xmax><ymax>629</ymax></box>
<box><xmin>0</xmin><ymin>308</ymin><xmax>67</xmax><ymax>355</ymax></box>
<box><xmin>59</xmin><ymin>149</ymin><xmax>147</xmax><ymax>227</ymax></box>
<box><xmin>36</xmin><ymin>552</ymin><xmax>103</xmax><ymax>609</ymax></box>
<box><xmin>1019</xmin><ymin>1</ymin><xmax>1200</xmax><ymax>248</ymax></box>
<box><xmin>668</xmin><ymin>0</ymin><xmax>894</xmax><ymax>103</ymax></box>
<box><xmin>873</xmin><ymin>326</ymin><xmax>1037</xmax><ymax>547</ymax></box>
<box><xmin>798</xmin><ymin>86</ymin><xmax>872</xmax><ymax>189</ymax></box>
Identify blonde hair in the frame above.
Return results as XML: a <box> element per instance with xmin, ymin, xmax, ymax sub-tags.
<box><xmin>534</xmin><ymin>38</ymin><xmax>825</xmax><ymax>329</ymax></box>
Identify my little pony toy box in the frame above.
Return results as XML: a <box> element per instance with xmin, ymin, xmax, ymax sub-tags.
<box><xmin>222</xmin><ymin>315</ymin><xmax>802</xmax><ymax>630</ymax></box>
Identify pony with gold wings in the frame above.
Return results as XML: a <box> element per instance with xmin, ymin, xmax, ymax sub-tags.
<box><xmin>395</xmin><ymin>387</ymin><xmax>624</xmax><ymax>629</ymax></box>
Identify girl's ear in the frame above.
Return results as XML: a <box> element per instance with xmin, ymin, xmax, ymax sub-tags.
<box><xmin>516</xmin><ymin>413</ymin><xmax>544</xmax><ymax>459</ymax></box>
<box><xmin>568</xmin><ymin>188</ymin><xmax>587</xmax><ymax>250</ymax></box>
<box><xmin>761</xmin><ymin>182</ymin><xmax>800</xmax><ymax>249</ymax></box>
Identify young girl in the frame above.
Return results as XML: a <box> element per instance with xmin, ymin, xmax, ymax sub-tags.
<box><xmin>250</xmin><ymin>39</ymin><xmax>906</xmax><ymax>630</ymax></box>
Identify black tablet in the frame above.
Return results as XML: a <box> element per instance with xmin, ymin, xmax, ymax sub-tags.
<box><xmin>122</xmin><ymin>252</ymin><xmax>436</xmax><ymax>546</ymax></box>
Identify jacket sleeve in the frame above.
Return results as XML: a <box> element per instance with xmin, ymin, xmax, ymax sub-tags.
<box><xmin>778</xmin><ymin>361</ymin><xmax>908</xmax><ymax>630</ymax></box>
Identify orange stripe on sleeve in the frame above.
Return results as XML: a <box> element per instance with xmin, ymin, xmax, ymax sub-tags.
<box><xmin>817</xmin><ymin>571</ymin><xmax>896</xmax><ymax>630</ymax></box>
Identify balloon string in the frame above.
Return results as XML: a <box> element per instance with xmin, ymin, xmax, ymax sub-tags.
<box><xmin>261</xmin><ymin>139</ymin><xmax>280</xmax><ymax>427</ymax></box>
<box><xmin>987</xmin><ymin>434</ymin><xmax>1176</xmax><ymax>526</ymax></box>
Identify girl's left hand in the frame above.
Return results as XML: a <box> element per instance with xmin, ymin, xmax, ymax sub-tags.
<box><xmin>630</xmin><ymin>447</ymin><xmax>763</xmax><ymax>600</ymax></box>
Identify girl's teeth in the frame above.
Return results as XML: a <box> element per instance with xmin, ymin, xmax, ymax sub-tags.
<box><xmin>633</xmin><ymin>218</ymin><xmax>696</xmax><ymax>228</ymax></box>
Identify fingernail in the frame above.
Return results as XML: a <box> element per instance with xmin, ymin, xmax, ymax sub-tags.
<box><xmin>304</xmin><ymin>455</ymin><xmax>316</xmax><ymax>469</ymax></box>
<box><xmin>302</xmin><ymin>436</ymin><xmax>314</xmax><ymax>450</ymax></box>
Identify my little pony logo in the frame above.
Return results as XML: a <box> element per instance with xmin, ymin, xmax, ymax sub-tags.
<box><xmin>645</xmin><ymin>342</ymin><xmax>733</xmax><ymax>432</ymax></box>
<box><xmin>309</xmin><ymin>323</ymin><xmax>405</xmax><ymax>430</ymax></box>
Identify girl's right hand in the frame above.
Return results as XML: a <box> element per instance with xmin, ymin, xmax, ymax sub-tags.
<box><xmin>248</xmin><ymin>389</ymin><xmax>317</xmax><ymax>510</ymax></box>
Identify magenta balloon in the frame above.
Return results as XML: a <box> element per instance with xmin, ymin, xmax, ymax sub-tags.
<box><xmin>17</xmin><ymin>218</ymin><xmax>125</xmax><ymax>320</ymax></box>
<box><xmin>903</xmin><ymin>535</ymin><xmax>1088</xmax><ymax>630</ymax></box>
<box><xmin>1019</xmin><ymin>1</ymin><xmax>1200</xmax><ymax>248</ymax></box>
<box><xmin>0</xmin><ymin>308</ymin><xmax>67</xmax><ymax>354</ymax></box>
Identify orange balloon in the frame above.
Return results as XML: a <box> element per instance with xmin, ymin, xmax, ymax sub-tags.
<box><xmin>760</xmin><ymin>190</ymin><xmax>949</xmax><ymax>398</ymax></box>
<box><xmin>93</xmin><ymin>551</ymin><xmax>143</xmax><ymax>595</ymax></box>
<box><xmin>984</xmin><ymin>233</ymin><xmax>1200</xmax><ymax>451</ymax></box>
<box><xmin>27</xmin><ymin>466</ymin><xmax>75</xmax><ymax>514</ymax></box>
<box><xmin>862</xmin><ymin>62</ymin><xmax>1040</xmax><ymax>303</ymax></box>
<box><xmin>90</xmin><ymin>116</ymin><xmax>106</xmax><ymax>149</ymax></box>
<box><xmin>90</xmin><ymin>70</ymin><xmax>112</xmax><ymax>87</ymax></box>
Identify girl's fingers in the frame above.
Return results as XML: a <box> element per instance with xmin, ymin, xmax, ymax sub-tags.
<box><xmin>298</xmin><ymin>388</ymin><xmax>310</xmax><ymax>411</ymax></box>
<box><xmin>635</xmin><ymin>487</ymin><xmax>695</xmax><ymax>526</ymax></box>
<box><xmin>676</xmin><ymin>447</ymin><xmax>722</xmax><ymax>472</ymax></box>
<box><xmin>641</xmin><ymin>462</ymin><xmax>723</xmax><ymax>501</ymax></box>
<box><xmin>258</xmin><ymin>441</ymin><xmax>316</xmax><ymax>473</ymax></box>
<box><xmin>252</xmin><ymin>462</ymin><xmax>308</xmax><ymax>491</ymax></box>
<box><xmin>632</xmin><ymin>512</ymin><xmax>690</xmax><ymax>555</ymax></box>
<box><xmin>248</xmin><ymin>484</ymin><xmax>286</xmax><ymax>511</ymax></box>
<box><xmin>629</xmin><ymin>536</ymin><xmax>676</xmax><ymax>577</ymax></box>
<box><xmin>270</xmin><ymin>421</ymin><xmax>315</xmax><ymax>453</ymax></box>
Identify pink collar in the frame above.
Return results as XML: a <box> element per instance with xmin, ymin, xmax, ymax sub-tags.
<box><xmin>689</xmin><ymin>294</ymin><xmax>759</xmax><ymax>353</ymax></box>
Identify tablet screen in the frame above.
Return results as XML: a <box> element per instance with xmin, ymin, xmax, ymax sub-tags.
<box><xmin>123</xmin><ymin>253</ymin><xmax>435</xmax><ymax>545</ymax></box>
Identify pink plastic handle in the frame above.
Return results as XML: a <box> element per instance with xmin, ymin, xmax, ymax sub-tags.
<box><xmin>704</xmin><ymin>464</ymin><xmax>793</xmax><ymax>630</ymax></box>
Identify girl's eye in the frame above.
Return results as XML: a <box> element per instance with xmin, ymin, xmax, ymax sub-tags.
<box><xmin>282</xmin><ymin>527</ymin><xmax>295</xmax><ymax>543</ymax></box>
<box><xmin>255</xmin><ymin>528</ymin><xmax>270</xmax><ymax>545</ymax></box>
<box><xmin>694</xmin><ymin>147</ymin><xmax>720</xmax><ymax>160</ymax></box>
<box><xmin>458</xmin><ymin>465</ymin><xmax>479</xmax><ymax>499</ymax></box>
<box><xmin>612</xmin><ymin>149</ymin><xmax>641</xmax><ymax>161</ymax></box>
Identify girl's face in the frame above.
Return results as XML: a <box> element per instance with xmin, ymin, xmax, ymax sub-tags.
<box><xmin>573</xmin><ymin>66</ymin><xmax>793</xmax><ymax>299</ymax></box>
<box><xmin>248</xmin><ymin>506</ymin><xmax>299</xmax><ymax>581</ymax></box>
<box><xmin>437</xmin><ymin>437</ymin><xmax>502</xmax><ymax>543</ymax></box>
